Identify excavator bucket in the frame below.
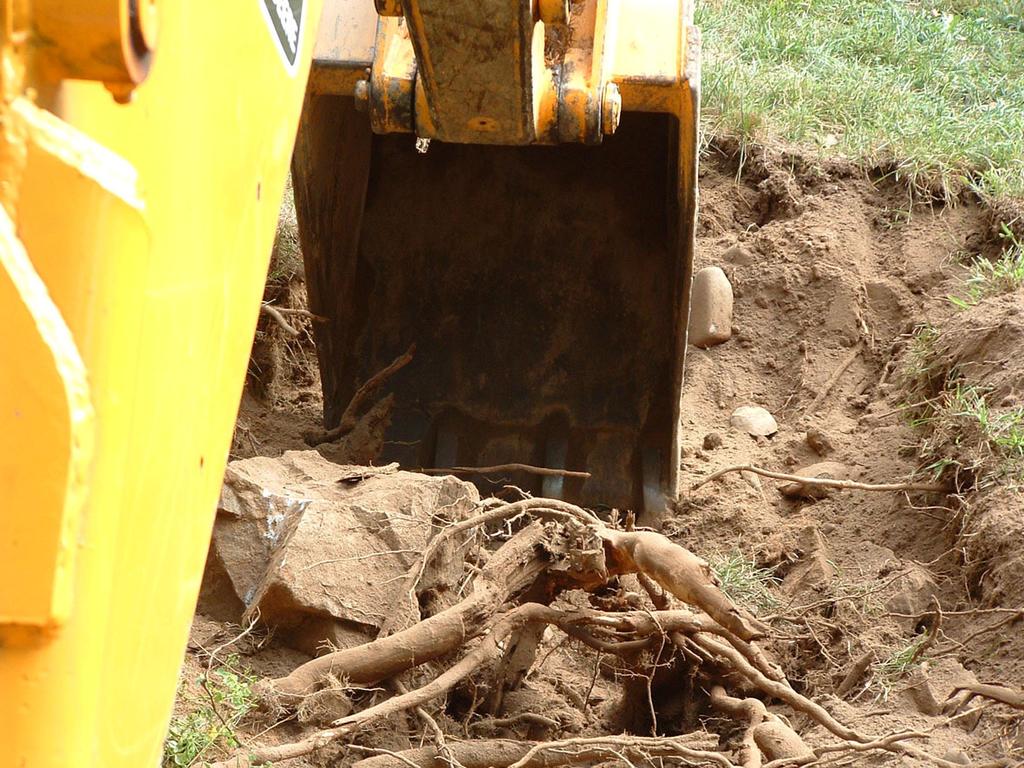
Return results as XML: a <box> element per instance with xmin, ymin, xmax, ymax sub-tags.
<box><xmin>294</xmin><ymin>0</ymin><xmax>699</xmax><ymax>517</ymax></box>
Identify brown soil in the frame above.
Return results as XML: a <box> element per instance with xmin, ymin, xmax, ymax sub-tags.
<box><xmin>178</xmin><ymin>144</ymin><xmax>1023</xmax><ymax>767</ymax></box>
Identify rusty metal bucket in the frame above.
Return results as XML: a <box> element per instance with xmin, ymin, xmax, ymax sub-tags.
<box><xmin>294</xmin><ymin>96</ymin><xmax>695</xmax><ymax>516</ymax></box>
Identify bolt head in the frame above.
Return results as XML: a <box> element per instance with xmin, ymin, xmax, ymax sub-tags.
<box><xmin>601</xmin><ymin>82</ymin><xmax>621</xmax><ymax>135</ymax></box>
<box><xmin>354</xmin><ymin>79</ymin><xmax>370</xmax><ymax>111</ymax></box>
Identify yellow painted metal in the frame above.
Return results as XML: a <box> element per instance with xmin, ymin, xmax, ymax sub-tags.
<box><xmin>0</xmin><ymin>1</ymin><xmax>321</xmax><ymax>766</ymax></box>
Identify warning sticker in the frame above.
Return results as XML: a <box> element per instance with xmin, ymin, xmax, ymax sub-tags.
<box><xmin>260</xmin><ymin>0</ymin><xmax>306</xmax><ymax>75</ymax></box>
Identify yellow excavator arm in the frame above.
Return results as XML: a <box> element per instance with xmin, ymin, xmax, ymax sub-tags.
<box><xmin>0</xmin><ymin>1</ymin><xmax>319</xmax><ymax>765</ymax></box>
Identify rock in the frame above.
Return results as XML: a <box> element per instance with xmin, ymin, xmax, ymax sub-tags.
<box><xmin>885</xmin><ymin>564</ymin><xmax>939</xmax><ymax>618</ymax></box>
<box><xmin>730</xmin><ymin>405</ymin><xmax>779</xmax><ymax>437</ymax></box>
<box><xmin>782</xmin><ymin>527</ymin><xmax>837</xmax><ymax>596</ymax></box>
<box><xmin>805</xmin><ymin>427</ymin><xmax>834</xmax><ymax>456</ymax></box>
<box><xmin>900</xmin><ymin>658</ymin><xmax>981</xmax><ymax>726</ymax></box>
<box><xmin>722</xmin><ymin>243</ymin><xmax>757</xmax><ymax>266</ymax></box>
<box><xmin>689</xmin><ymin>266</ymin><xmax>734</xmax><ymax>348</ymax></box>
<box><xmin>779</xmin><ymin>461</ymin><xmax>851</xmax><ymax>500</ymax></box>
<box><xmin>198</xmin><ymin>450</ymin><xmax>479</xmax><ymax>653</ymax></box>
<box><xmin>941</xmin><ymin>752</ymin><xmax>971</xmax><ymax>765</ymax></box>
<box><xmin>702</xmin><ymin>432</ymin><xmax>723</xmax><ymax>450</ymax></box>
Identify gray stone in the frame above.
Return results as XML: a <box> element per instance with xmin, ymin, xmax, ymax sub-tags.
<box><xmin>730</xmin><ymin>405</ymin><xmax>779</xmax><ymax>437</ymax></box>
<box><xmin>689</xmin><ymin>266</ymin><xmax>734</xmax><ymax>348</ymax></box>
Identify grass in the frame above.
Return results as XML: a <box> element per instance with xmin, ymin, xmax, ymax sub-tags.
<box><xmin>710</xmin><ymin>551</ymin><xmax>781</xmax><ymax>614</ymax></box>
<box><xmin>870</xmin><ymin>636</ymin><xmax>927</xmax><ymax>701</ymax></box>
<box><xmin>163</xmin><ymin>654</ymin><xmax>260</xmax><ymax>768</ymax></box>
<box><xmin>948</xmin><ymin>225</ymin><xmax>1024</xmax><ymax>307</ymax></box>
<box><xmin>696</xmin><ymin>0</ymin><xmax>1024</xmax><ymax>198</ymax></box>
<box><xmin>920</xmin><ymin>382</ymin><xmax>1024</xmax><ymax>485</ymax></box>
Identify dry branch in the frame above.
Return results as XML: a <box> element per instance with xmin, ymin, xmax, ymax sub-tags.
<box><xmin>692</xmin><ymin>464</ymin><xmax>948</xmax><ymax>494</ymax></box>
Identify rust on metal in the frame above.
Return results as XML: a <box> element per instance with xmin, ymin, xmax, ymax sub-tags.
<box><xmin>297</xmin><ymin>0</ymin><xmax>700</xmax><ymax>516</ymax></box>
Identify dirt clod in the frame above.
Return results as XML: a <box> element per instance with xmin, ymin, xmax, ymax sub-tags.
<box><xmin>703</xmin><ymin>432</ymin><xmax>724</xmax><ymax>450</ymax></box>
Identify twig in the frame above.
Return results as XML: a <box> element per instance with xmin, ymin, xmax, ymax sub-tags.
<box><xmin>804</xmin><ymin>343</ymin><xmax>862</xmax><ymax>416</ymax></box>
<box><xmin>692</xmin><ymin>464</ymin><xmax>948</xmax><ymax>493</ymax></box>
<box><xmin>260</xmin><ymin>303</ymin><xmax>301</xmax><ymax>337</ymax></box>
<box><xmin>420</xmin><ymin>464</ymin><xmax>591</xmax><ymax>479</ymax></box>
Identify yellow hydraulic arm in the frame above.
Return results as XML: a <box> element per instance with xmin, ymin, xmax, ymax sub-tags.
<box><xmin>0</xmin><ymin>1</ymin><xmax>320</xmax><ymax>765</ymax></box>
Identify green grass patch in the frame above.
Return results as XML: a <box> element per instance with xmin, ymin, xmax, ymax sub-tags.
<box><xmin>163</xmin><ymin>654</ymin><xmax>260</xmax><ymax>768</ymax></box>
<box><xmin>696</xmin><ymin>0</ymin><xmax>1024</xmax><ymax>198</ymax></box>
<box><xmin>870</xmin><ymin>636</ymin><xmax>927</xmax><ymax>701</ymax></box>
<box><xmin>948</xmin><ymin>225</ymin><xmax>1024</xmax><ymax>307</ymax></box>
<box><xmin>920</xmin><ymin>382</ymin><xmax>1024</xmax><ymax>484</ymax></box>
<box><xmin>710</xmin><ymin>551</ymin><xmax>781</xmax><ymax>614</ymax></box>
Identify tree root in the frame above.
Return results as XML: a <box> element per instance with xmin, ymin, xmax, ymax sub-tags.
<box><xmin>692</xmin><ymin>464</ymin><xmax>948</xmax><ymax>494</ymax></box>
<box><xmin>212</xmin><ymin>497</ymin><xmax>967</xmax><ymax>768</ymax></box>
<box><xmin>303</xmin><ymin>343</ymin><xmax>415</xmax><ymax>445</ymax></box>
<box><xmin>351</xmin><ymin>733</ymin><xmax>723</xmax><ymax>768</ymax></box>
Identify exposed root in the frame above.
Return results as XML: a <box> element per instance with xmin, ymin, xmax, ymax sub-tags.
<box><xmin>692</xmin><ymin>464</ymin><xmax>949</xmax><ymax>494</ymax></box>
<box><xmin>304</xmin><ymin>343</ymin><xmax>415</xmax><ymax>445</ymax></box>
<box><xmin>260</xmin><ymin>302</ymin><xmax>301</xmax><ymax>337</ymax></box>
<box><xmin>943</xmin><ymin>682</ymin><xmax>1024</xmax><ymax>713</ymax></box>
<box><xmin>351</xmin><ymin>733</ymin><xmax>722</xmax><ymax>768</ymax></box>
<box><xmin>215</xmin><ymin>497</ymin><xmax>967</xmax><ymax>768</ymax></box>
<box><xmin>803</xmin><ymin>342</ymin><xmax>862</xmax><ymax>417</ymax></box>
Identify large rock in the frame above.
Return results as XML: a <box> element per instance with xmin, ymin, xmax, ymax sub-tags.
<box><xmin>689</xmin><ymin>266</ymin><xmax>734</xmax><ymax>348</ymax></box>
<box><xmin>198</xmin><ymin>451</ymin><xmax>479</xmax><ymax>653</ymax></box>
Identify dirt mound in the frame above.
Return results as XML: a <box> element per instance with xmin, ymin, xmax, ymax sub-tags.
<box><xmin>930</xmin><ymin>292</ymin><xmax>1024</xmax><ymax>405</ymax></box>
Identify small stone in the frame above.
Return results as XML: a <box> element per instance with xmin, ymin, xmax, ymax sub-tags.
<box><xmin>805</xmin><ymin>428</ymin><xmax>834</xmax><ymax>456</ymax></box>
<box><xmin>722</xmin><ymin>243</ymin><xmax>757</xmax><ymax>266</ymax></box>
<box><xmin>730</xmin><ymin>405</ymin><xmax>779</xmax><ymax>437</ymax></box>
<box><xmin>779</xmin><ymin>461</ymin><xmax>850</xmax><ymax>500</ymax></box>
<box><xmin>688</xmin><ymin>266</ymin><xmax>734</xmax><ymax>349</ymax></box>
<box><xmin>702</xmin><ymin>432</ymin><xmax>723</xmax><ymax>450</ymax></box>
<box><xmin>941</xmin><ymin>752</ymin><xmax>971</xmax><ymax>765</ymax></box>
